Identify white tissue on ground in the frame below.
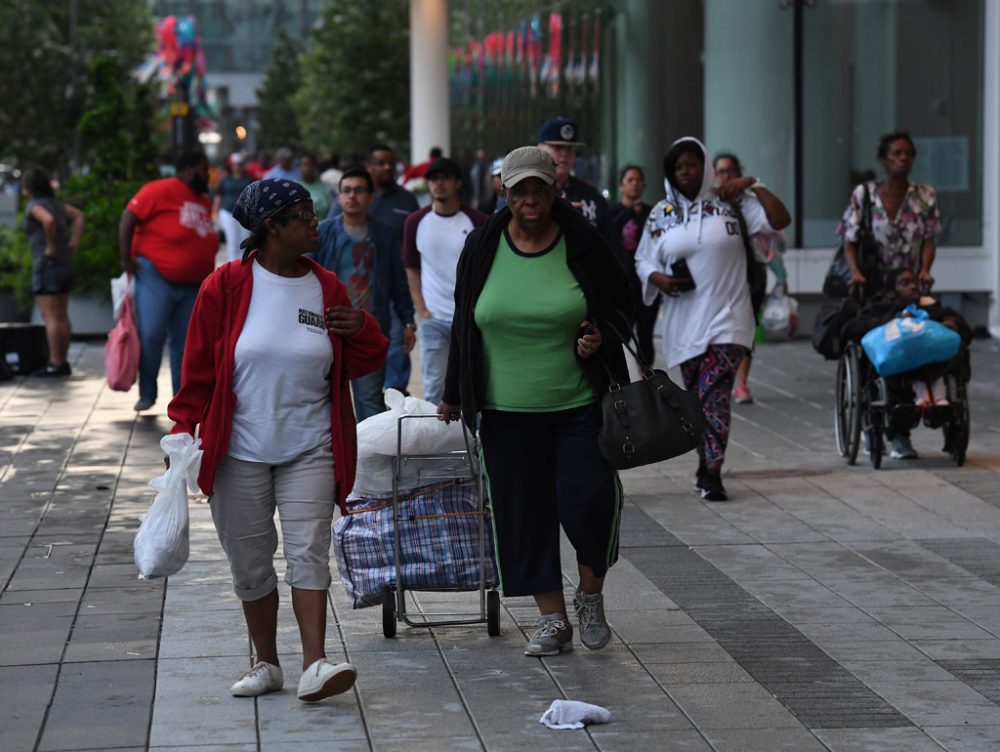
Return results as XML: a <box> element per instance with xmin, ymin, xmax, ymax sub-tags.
<box><xmin>539</xmin><ymin>699</ymin><xmax>611</xmax><ymax>730</ymax></box>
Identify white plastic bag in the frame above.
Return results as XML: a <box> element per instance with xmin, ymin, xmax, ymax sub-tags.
<box><xmin>762</xmin><ymin>286</ymin><xmax>799</xmax><ymax>341</ymax></box>
<box><xmin>357</xmin><ymin>389</ymin><xmax>467</xmax><ymax>457</ymax></box>
<box><xmin>133</xmin><ymin>433</ymin><xmax>202</xmax><ymax>579</ymax></box>
<box><xmin>110</xmin><ymin>272</ymin><xmax>135</xmax><ymax>322</ymax></box>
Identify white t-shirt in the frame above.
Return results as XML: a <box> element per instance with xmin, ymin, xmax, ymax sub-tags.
<box><xmin>228</xmin><ymin>261</ymin><xmax>333</xmax><ymax>463</ymax></box>
<box><xmin>412</xmin><ymin>210</ymin><xmax>478</xmax><ymax>321</ymax></box>
<box><xmin>635</xmin><ymin>191</ymin><xmax>772</xmax><ymax>369</ymax></box>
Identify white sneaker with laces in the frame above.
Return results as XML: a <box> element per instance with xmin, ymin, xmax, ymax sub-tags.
<box><xmin>297</xmin><ymin>659</ymin><xmax>357</xmax><ymax>702</ymax></box>
<box><xmin>231</xmin><ymin>661</ymin><xmax>283</xmax><ymax>697</ymax></box>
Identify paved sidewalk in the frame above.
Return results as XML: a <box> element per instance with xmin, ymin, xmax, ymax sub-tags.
<box><xmin>3</xmin><ymin>339</ymin><xmax>1000</xmax><ymax>751</ymax></box>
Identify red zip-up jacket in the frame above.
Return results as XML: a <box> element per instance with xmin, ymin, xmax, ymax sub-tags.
<box><xmin>167</xmin><ymin>253</ymin><xmax>388</xmax><ymax>513</ymax></box>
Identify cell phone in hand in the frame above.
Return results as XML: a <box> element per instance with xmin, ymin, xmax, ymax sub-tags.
<box><xmin>671</xmin><ymin>259</ymin><xmax>696</xmax><ymax>291</ymax></box>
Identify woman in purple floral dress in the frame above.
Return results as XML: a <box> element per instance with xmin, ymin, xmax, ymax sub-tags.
<box><xmin>838</xmin><ymin>132</ymin><xmax>940</xmax><ymax>293</ymax></box>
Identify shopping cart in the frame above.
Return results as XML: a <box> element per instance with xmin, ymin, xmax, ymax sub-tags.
<box><xmin>380</xmin><ymin>413</ymin><xmax>500</xmax><ymax>638</ymax></box>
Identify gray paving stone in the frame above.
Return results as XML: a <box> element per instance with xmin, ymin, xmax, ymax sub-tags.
<box><xmin>63</xmin><ymin>611</ymin><xmax>160</xmax><ymax>662</ymax></box>
<box><xmin>925</xmin><ymin>725</ymin><xmax>1000</xmax><ymax>752</ymax></box>
<box><xmin>863</xmin><ymin>679</ymin><xmax>1000</xmax><ymax>726</ymax></box>
<box><xmin>0</xmin><ymin>615</ymin><xmax>74</xmax><ymax>666</ymax></box>
<box><xmin>703</xmin><ymin>727</ymin><xmax>829</xmax><ymax>752</ymax></box>
<box><xmin>590</xmin><ymin>728</ymin><xmax>714</xmax><ymax>751</ymax></box>
<box><xmin>0</xmin><ymin>664</ymin><xmax>58</xmax><ymax>752</ymax></box>
<box><xmin>37</xmin><ymin>659</ymin><xmax>156</xmax><ymax>751</ymax></box>
<box><xmin>668</xmin><ymin>682</ymin><xmax>805</xmax><ymax>730</ymax></box>
<box><xmin>148</xmin><ymin>656</ymin><xmax>257</xmax><ymax>747</ymax></box>
<box><xmin>814</xmin><ymin>726</ymin><xmax>953</xmax><ymax>751</ymax></box>
<box><xmin>645</xmin><ymin>661</ymin><xmax>755</xmax><ymax>684</ymax></box>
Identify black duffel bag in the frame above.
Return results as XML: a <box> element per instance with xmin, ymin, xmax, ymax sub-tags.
<box><xmin>811</xmin><ymin>297</ymin><xmax>860</xmax><ymax>360</ymax></box>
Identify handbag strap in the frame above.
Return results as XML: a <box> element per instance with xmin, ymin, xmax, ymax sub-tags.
<box><xmin>860</xmin><ymin>183</ymin><xmax>874</xmax><ymax>240</ymax></box>
<box><xmin>731</xmin><ymin>198</ymin><xmax>760</xmax><ymax>287</ymax></box>
<box><xmin>599</xmin><ymin>318</ymin><xmax>654</xmax><ymax>385</ymax></box>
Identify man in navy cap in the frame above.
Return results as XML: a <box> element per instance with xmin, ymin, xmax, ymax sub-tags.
<box><xmin>537</xmin><ymin>117</ymin><xmax>614</xmax><ymax>246</ymax></box>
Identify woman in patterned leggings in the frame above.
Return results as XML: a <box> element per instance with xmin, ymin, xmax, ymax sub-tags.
<box><xmin>635</xmin><ymin>137</ymin><xmax>790</xmax><ymax>500</ymax></box>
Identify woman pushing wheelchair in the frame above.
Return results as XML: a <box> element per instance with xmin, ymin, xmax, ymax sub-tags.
<box><xmin>842</xmin><ymin>268</ymin><xmax>971</xmax><ymax>462</ymax></box>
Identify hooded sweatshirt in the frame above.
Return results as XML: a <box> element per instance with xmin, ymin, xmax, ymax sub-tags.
<box><xmin>634</xmin><ymin>137</ymin><xmax>773</xmax><ymax>368</ymax></box>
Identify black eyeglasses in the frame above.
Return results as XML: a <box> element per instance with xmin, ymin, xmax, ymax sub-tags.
<box><xmin>275</xmin><ymin>209</ymin><xmax>318</xmax><ymax>222</ymax></box>
<box><xmin>339</xmin><ymin>186</ymin><xmax>371</xmax><ymax>196</ymax></box>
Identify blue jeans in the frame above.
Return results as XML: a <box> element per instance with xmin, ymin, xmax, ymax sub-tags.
<box><xmin>384</xmin><ymin>310</ymin><xmax>411</xmax><ymax>392</ymax></box>
<box><xmin>351</xmin><ymin>366</ymin><xmax>387</xmax><ymax>422</ymax></box>
<box><xmin>134</xmin><ymin>256</ymin><xmax>199</xmax><ymax>403</ymax></box>
<box><xmin>418</xmin><ymin>317</ymin><xmax>451</xmax><ymax>405</ymax></box>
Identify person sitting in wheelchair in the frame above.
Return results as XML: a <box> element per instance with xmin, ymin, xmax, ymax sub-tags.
<box><xmin>842</xmin><ymin>268</ymin><xmax>971</xmax><ymax>460</ymax></box>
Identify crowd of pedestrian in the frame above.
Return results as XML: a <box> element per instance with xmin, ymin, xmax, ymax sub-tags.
<box><xmin>11</xmin><ymin>113</ymin><xmax>947</xmax><ymax>691</ymax></box>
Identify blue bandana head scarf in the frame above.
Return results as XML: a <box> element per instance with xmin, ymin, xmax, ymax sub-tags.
<box><xmin>232</xmin><ymin>178</ymin><xmax>309</xmax><ymax>253</ymax></box>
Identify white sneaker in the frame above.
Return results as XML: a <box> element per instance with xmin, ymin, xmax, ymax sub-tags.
<box><xmin>297</xmin><ymin>659</ymin><xmax>357</xmax><ymax>702</ymax></box>
<box><xmin>231</xmin><ymin>661</ymin><xmax>283</xmax><ymax>697</ymax></box>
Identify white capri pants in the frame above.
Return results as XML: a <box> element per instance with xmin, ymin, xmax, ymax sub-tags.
<box><xmin>210</xmin><ymin>443</ymin><xmax>336</xmax><ymax>601</ymax></box>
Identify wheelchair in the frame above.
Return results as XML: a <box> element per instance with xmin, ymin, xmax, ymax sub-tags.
<box><xmin>834</xmin><ymin>341</ymin><xmax>970</xmax><ymax>468</ymax></box>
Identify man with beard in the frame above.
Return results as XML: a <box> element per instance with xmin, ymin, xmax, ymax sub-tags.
<box><xmin>119</xmin><ymin>150</ymin><xmax>219</xmax><ymax>411</ymax></box>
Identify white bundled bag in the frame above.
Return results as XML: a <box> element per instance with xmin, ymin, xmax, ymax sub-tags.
<box><xmin>762</xmin><ymin>285</ymin><xmax>799</xmax><ymax>341</ymax></box>
<box><xmin>353</xmin><ymin>389</ymin><xmax>469</xmax><ymax>496</ymax></box>
<box><xmin>358</xmin><ymin>389</ymin><xmax>467</xmax><ymax>456</ymax></box>
<box><xmin>110</xmin><ymin>271</ymin><xmax>135</xmax><ymax>322</ymax></box>
<box><xmin>134</xmin><ymin>433</ymin><xmax>202</xmax><ymax>579</ymax></box>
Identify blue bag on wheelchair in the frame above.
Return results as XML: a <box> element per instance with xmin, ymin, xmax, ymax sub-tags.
<box><xmin>861</xmin><ymin>304</ymin><xmax>961</xmax><ymax>377</ymax></box>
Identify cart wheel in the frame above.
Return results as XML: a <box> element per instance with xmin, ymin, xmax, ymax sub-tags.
<box><xmin>382</xmin><ymin>588</ymin><xmax>397</xmax><ymax>638</ymax></box>
<box><xmin>487</xmin><ymin>590</ymin><xmax>500</xmax><ymax>636</ymax></box>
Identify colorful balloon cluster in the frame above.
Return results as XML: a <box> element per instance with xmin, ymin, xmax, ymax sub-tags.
<box><xmin>152</xmin><ymin>15</ymin><xmax>214</xmax><ymax>126</ymax></box>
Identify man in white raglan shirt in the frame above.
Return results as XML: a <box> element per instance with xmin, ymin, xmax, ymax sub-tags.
<box><xmin>403</xmin><ymin>157</ymin><xmax>487</xmax><ymax>404</ymax></box>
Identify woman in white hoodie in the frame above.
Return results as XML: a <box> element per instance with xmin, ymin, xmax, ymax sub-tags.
<box><xmin>635</xmin><ymin>138</ymin><xmax>785</xmax><ymax>501</ymax></box>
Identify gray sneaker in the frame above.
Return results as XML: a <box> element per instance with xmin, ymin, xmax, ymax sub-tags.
<box><xmin>573</xmin><ymin>591</ymin><xmax>611</xmax><ymax>650</ymax></box>
<box><xmin>890</xmin><ymin>436</ymin><xmax>919</xmax><ymax>460</ymax></box>
<box><xmin>524</xmin><ymin>614</ymin><xmax>573</xmax><ymax>656</ymax></box>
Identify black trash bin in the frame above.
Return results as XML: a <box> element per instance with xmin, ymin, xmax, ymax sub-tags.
<box><xmin>0</xmin><ymin>323</ymin><xmax>49</xmax><ymax>375</ymax></box>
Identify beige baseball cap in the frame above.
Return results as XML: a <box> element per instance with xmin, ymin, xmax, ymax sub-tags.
<box><xmin>500</xmin><ymin>146</ymin><xmax>557</xmax><ymax>188</ymax></box>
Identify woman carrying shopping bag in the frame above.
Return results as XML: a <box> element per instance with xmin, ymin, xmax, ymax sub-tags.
<box><xmin>167</xmin><ymin>179</ymin><xmax>388</xmax><ymax>701</ymax></box>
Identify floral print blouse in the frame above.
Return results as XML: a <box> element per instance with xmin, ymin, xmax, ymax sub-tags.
<box><xmin>837</xmin><ymin>181</ymin><xmax>940</xmax><ymax>272</ymax></box>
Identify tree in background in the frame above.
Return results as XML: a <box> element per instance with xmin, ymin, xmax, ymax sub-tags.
<box><xmin>0</xmin><ymin>0</ymin><xmax>155</xmax><ymax>172</ymax></box>
<box><xmin>63</xmin><ymin>57</ymin><xmax>161</xmax><ymax>299</ymax></box>
<box><xmin>255</xmin><ymin>28</ymin><xmax>304</xmax><ymax>153</ymax></box>
<box><xmin>294</xmin><ymin>0</ymin><xmax>410</xmax><ymax>157</ymax></box>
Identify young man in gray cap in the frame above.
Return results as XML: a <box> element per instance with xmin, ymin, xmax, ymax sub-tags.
<box><xmin>438</xmin><ymin>146</ymin><xmax>634</xmax><ymax>658</ymax></box>
<box><xmin>537</xmin><ymin>117</ymin><xmax>615</xmax><ymax>246</ymax></box>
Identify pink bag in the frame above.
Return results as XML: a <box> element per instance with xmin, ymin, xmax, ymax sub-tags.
<box><xmin>105</xmin><ymin>293</ymin><xmax>140</xmax><ymax>391</ymax></box>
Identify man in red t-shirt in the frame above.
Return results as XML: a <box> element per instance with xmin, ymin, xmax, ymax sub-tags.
<box><xmin>119</xmin><ymin>151</ymin><xmax>219</xmax><ymax>412</ymax></box>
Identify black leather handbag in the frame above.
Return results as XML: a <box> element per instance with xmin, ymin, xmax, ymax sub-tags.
<box><xmin>823</xmin><ymin>184</ymin><xmax>881</xmax><ymax>298</ymax></box>
<box><xmin>597</xmin><ymin>322</ymin><xmax>704</xmax><ymax>470</ymax></box>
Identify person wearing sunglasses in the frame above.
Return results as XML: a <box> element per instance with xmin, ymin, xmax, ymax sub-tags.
<box><xmin>168</xmin><ymin>179</ymin><xmax>388</xmax><ymax>702</ymax></box>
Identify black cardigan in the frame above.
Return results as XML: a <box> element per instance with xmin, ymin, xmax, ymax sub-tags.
<box><xmin>442</xmin><ymin>198</ymin><xmax>636</xmax><ymax>428</ymax></box>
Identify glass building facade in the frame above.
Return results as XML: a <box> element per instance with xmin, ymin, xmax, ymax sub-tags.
<box><xmin>450</xmin><ymin>0</ymin><xmax>987</xmax><ymax>253</ymax></box>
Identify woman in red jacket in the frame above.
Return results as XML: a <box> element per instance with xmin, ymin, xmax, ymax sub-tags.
<box><xmin>168</xmin><ymin>180</ymin><xmax>388</xmax><ymax>702</ymax></box>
